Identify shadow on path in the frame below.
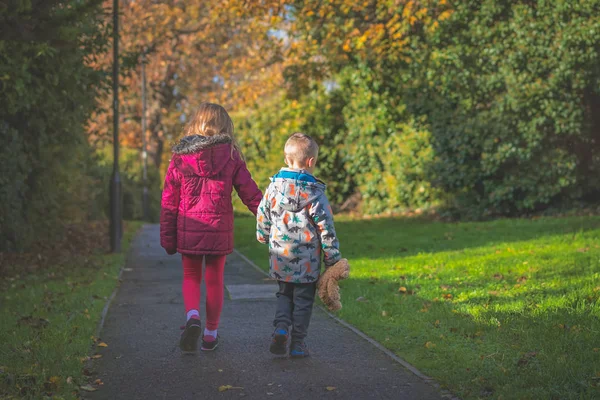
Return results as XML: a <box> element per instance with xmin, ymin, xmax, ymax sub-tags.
<box><xmin>86</xmin><ymin>225</ymin><xmax>443</xmax><ymax>400</ymax></box>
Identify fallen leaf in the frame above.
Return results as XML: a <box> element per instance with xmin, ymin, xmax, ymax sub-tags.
<box><xmin>326</xmin><ymin>386</ymin><xmax>337</xmax><ymax>391</ymax></box>
<box><xmin>97</xmin><ymin>342</ymin><xmax>108</xmax><ymax>348</ymax></box>
<box><xmin>94</xmin><ymin>379</ymin><xmax>104</xmax><ymax>385</ymax></box>
<box><xmin>67</xmin><ymin>377</ymin><xmax>73</xmax><ymax>385</ymax></box>
<box><xmin>218</xmin><ymin>385</ymin><xmax>244</xmax><ymax>392</ymax></box>
<box><xmin>517</xmin><ymin>276</ymin><xmax>528</xmax><ymax>283</ymax></box>
<box><xmin>49</xmin><ymin>376</ymin><xmax>60</xmax><ymax>384</ymax></box>
<box><xmin>82</xmin><ymin>369</ymin><xmax>93</xmax><ymax>376</ymax></box>
<box><xmin>443</xmin><ymin>293</ymin><xmax>453</xmax><ymax>300</ymax></box>
<box><xmin>398</xmin><ymin>286</ymin><xmax>407</xmax><ymax>293</ymax></box>
<box><xmin>593</xmin><ymin>348</ymin><xmax>599</xmax><ymax>353</ymax></box>
<box><xmin>91</xmin><ymin>354</ymin><xmax>102</xmax><ymax>359</ymax></box>
<box><xmin>440</xmin><ymin>285</ymin><xmax>451</xmax><ymax>290</ymax></box>
<box><xmin>517</xmin><ymin>351</ymin><xmax>537</xmax><ymax>367</ymax></box>
<box><xmin>381</xmin><ymin>311</ymin><xmax>388</xmax><ymax>317</ymax></box>
<box><xmin>424</xmin><ymin>341</ymin><xmax>436</xmax><ymax>349</ymax></box>
<box><xmin>80</xmin><ymin>385</ymin><xmax>97</xmax><ymax>392</ymax></box>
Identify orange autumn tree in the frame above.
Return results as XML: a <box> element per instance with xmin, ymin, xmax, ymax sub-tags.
<box><xmin>230</xmin><ymin>1</ymin><xmax>454</xmax><ymax>213</ymax></box>
<box><xmin>275</xmin><ymin>0</ymin><xmax>452</xmax><ymax>94</ymax></box>
<box><xmin>89</xmin><ymin>0</ymin><xmax>286</xmax><ymax>170</ymax></box>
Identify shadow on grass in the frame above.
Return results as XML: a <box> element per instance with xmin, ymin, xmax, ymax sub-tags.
<box><xmin>334</xmin><ymin>216</ymin><xmax>600</xmax><ymax>261</ymax></box>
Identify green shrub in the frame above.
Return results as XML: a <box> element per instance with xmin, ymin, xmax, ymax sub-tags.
<box><xmin>339</xmin><ymin>66</ymin><xmax>437</xmax><ymax>213</ymax></box>
<box><xmin>408</xmin><ymin>0</ymin><xmax>600</xmax><ymax>216</ymax></box>
<box><xmin>90</xmin><ymin>146</ymin><xmax>162</xmax><ymax>222</ymax></box>
<box><xmin>0</xmin><ymin>0</ymin><xmax>108</xmax><ymax>250</ymax></box>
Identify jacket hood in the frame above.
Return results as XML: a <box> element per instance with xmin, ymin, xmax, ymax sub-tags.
<box><xmin>270</xmin><ymin>168</ymin><xmax>326</xmax><ymax>212</ymax></box>
<box><xmin>171</xmin><ymin>134</ymin><xmax>234</xmax><ymax>177</ymax></box>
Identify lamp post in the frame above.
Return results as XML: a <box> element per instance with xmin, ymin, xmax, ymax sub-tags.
<box><xmin>110</xmin><ymin>0</ymin><xmax>122</xmax><ymax>252</ymax></box>
<box><xmin>141</xmin><ymin>50</ymin><xmax>149</xmax><ymax>221</ymax></box>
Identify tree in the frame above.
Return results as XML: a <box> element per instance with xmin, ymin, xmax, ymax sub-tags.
<box><xmin>90</xmin><ymin>0</ymin><xmax>286</xmax><ymax>172</ymax></box>
<box><xmin>0</xmin><ymin>0</ymin><xmax>109</xmax><ymax>250</ymax></box>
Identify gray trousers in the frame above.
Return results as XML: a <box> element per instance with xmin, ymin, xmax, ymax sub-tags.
<box><xmin>273</xmin><ymin>281</ymin><xmax>316</xmax><ymax>341</ymax></box>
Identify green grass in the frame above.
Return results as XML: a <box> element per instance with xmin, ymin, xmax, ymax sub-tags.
<box><xmin>234</xmin><ymin>215</ymin><xmax>600</xmax><ymax>400</ymax></box>
<box><xmin>0</xmin><ymin>222</ymin><xmax>142</xmax><ymax>400</ymax></box>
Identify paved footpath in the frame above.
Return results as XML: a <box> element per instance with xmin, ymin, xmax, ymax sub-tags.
<box><xmin>87</xmin><ymin>225</ymin><xmax>443</xmax><ymax>400</ymax></box>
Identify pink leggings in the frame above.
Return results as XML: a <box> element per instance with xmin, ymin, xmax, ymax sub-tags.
<box><xmin>182</xmin><ymin>254</ymin><xmax>226</xmax><ymax>330</ymax></box>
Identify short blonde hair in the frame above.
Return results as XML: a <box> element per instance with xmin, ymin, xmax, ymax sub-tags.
<box><xmin>284</xmin><ymin>132</ymin><xmax>319</xmax><ymax>165</ymax></box>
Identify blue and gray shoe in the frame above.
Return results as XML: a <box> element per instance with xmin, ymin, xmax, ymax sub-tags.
<box><xmin>289</xmin><ymin>340</ymin><xmax>309</xmax><ymax>358</ymax></box>
<box><xmin>269</xmin><ymin>325</ymin><xmax>289</xmax><ymax>355</ymax></box>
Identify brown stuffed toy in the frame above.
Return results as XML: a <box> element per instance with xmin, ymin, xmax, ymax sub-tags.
<box><xmin>317</xmin><ymin>258</ymin><xmax>350</xmax><ymax>311</ymax></box>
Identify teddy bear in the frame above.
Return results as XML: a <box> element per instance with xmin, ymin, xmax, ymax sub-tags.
<box><xmin>317</xmin><ymin>258</ymin><xmax>350</xmax><ymax>311</ymax></box>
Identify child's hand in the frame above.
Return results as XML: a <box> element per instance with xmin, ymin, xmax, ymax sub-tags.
<box><xmin>165</xmin><ymin>248</ymin><xmax>177</xmax><ymax>255</ymax></box>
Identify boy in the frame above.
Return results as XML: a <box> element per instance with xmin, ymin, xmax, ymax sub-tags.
<box><xmin>256</xmin><ymin>132</ymin><xmax>342</xmax><ymax>358</ymax></box>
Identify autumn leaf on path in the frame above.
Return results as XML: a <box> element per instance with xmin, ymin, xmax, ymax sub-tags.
<box><xmin>218</xmin><ymin>385</ymin><xmax>244</xmax><ymax>392</ymax></box>
<box><xmin>80</xmin><ymin>385</ymin><xmax>97</xmax><ymax>392</ymax></box>
<box><xmin>97</xmin><ymin>342</ymin><xmax>108</xmax><ymax>347</ymax></box>
<box><xmin>326</xmin><ymin>386</ymin><xmax>337</xmax><ymax>391</ymax></box>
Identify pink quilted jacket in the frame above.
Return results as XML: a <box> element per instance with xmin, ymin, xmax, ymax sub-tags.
<box><xmin>160</xmin><ymin>134</ymin><xmax>262</xmax><ymax>255</ymax></box>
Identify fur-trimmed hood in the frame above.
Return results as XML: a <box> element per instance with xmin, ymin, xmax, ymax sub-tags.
<box><xmin>172</xmin><ymin>134</ymin><xmax>232</xmax><ymax>154</ymax></box>
<box><xmin>171</xmin><ymin>134</ymin><xmax>234</xmax><ymax>177</ymax></box>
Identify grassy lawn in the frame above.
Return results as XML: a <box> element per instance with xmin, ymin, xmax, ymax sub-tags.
<box><xmin>234</xmin><ymin>215</ymin><xmax>600</xmax><ymax>400</ymax></box>
<box><xmin>0</xmin><ymin>221</ymin><xmax>142</xmax><ymax>399</ymax></box>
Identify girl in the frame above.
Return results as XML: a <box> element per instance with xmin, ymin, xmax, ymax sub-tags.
<box><xmin>160</xmin><ymin>102</ymin><xmax>262</xmax><ymax>353</ymax></box>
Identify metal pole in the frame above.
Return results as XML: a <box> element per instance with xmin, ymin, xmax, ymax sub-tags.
<box><xmin>110</xmin><ymin>0</ymin><xmax>122</xmax><ymax>252</ymax></box>
<box><xmin>141</xmin><ymin>50</ymin><xmax>149</xmax><ymax>221</ymax></box>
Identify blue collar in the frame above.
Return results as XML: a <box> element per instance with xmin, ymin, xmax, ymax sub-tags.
<box><xmin>272</xmin><ymin>168</ymin><xmax>317</xmax><ymax>183</ymax></box>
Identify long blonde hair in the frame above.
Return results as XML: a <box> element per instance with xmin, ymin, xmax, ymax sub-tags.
<box><xmin>182</xmin><ymin>102</ymin><xmax>243</xmax><ymax>159</ymax></box>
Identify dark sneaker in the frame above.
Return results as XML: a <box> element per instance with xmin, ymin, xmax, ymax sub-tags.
<box><xmin>269</xmin><ymin>325</ymin><xmax>289</xmax><ymax>355</ymax></box>
<box><xmin>289</xmin><ymin>340</ymin><xmax>309</xmax><ymax>358</ymax></box>
<box><xmin>179</xmin><ymin>318</ymin><xmax>201</xmax><ymax>353</ymax></box>
<box><xmin>201</xmin><ymin>334</ymin><xmax>219</xmax><ymax>351</ymax></box>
